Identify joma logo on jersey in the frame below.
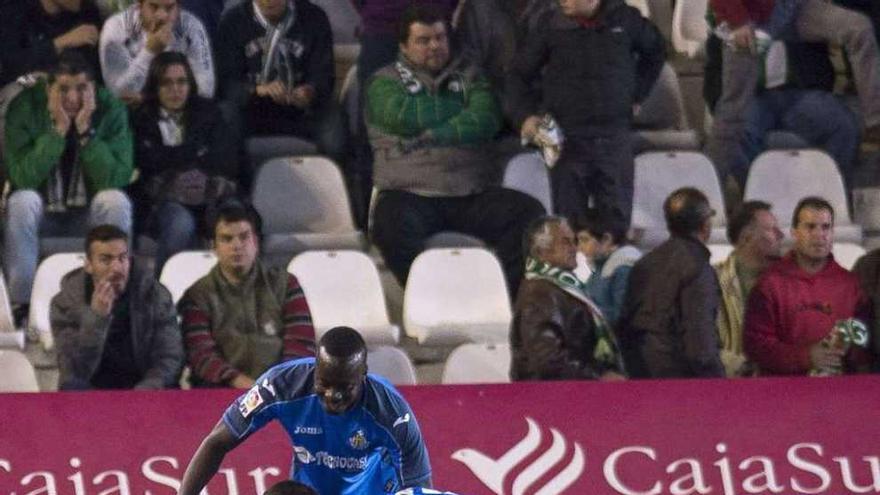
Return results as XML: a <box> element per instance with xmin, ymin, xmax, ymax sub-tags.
<box><xmin>452</xmin><ymin>417</ymin><xmax>585</xmax><ymax>495</ymax></box>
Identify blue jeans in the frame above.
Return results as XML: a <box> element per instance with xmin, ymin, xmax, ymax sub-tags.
<box><xmin>3</xmin><ymin>190</ymin><xmax>132</xmax><ymax>304</ymax></box>
<box><xmin>149</xmin><ymin>201</ymin><xmax>201</xmax><ymax>276</ymax></box>
<box><xmin>734</xmin><ymin>89</ymin><xmax>859</xmax><ymax>187</ymax></box>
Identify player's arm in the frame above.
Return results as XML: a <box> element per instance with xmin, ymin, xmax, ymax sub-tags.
<box><xmin>178</xmin><ymin>420</ymin><xmax>242</xmax><ymax>495</ymax></box>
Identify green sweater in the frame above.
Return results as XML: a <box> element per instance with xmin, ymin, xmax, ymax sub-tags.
<box><xmin>4</xmin><ymin>80</ymin><xmax>133</xmax><ymax>195</ymax></box>
<box><xmin>366</xmin><ymin>56</ymin><xmax>503</xmax><ymax>196</ymax></box>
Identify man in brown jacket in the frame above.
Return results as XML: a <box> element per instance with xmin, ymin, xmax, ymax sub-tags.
<box><xmin>510</xmin><ymin>215</ymin><xmax>626</xmax><ymax>381</ymax></box>
<box><xmin>618</xmin><ymin>187</ymin><xmax>726</xmax><ymax>378</ymax></box>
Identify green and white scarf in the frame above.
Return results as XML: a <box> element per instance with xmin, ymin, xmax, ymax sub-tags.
<box><xmin>524</xmin><ymin>257</ymin><xmax>626</xmax><ymax>374</ymax></box>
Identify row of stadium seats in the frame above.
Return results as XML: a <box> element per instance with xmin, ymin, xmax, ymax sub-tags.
<box><xmin>506</xmin><ymin>148</ymin><xmax>861</xmax><ymax>249</ymax></box>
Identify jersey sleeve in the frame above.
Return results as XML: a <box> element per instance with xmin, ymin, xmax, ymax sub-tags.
<box><xmin>393</xmin><ymin>399</ymin><xmax>432</xmax><ymax>487</ymax></box>
<box><xmin>222</xmin><ymin>368</ymin><xmax>290</xmax><ymax>440</ymax></box>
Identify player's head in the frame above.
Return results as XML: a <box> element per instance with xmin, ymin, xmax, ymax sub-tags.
<box><xmin>263</xmin><ymin>480</ymin><xmax>318</xmax><ymax>495</ymax></box>
<box><xmin>315</xmin><ymin>327</ymin><xmax>368</xmax><ymax>415</ymax></box>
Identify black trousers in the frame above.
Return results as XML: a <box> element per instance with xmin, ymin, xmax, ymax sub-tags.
<box><xmin>551</xmin><ymin>130</ymin><xmax>634</xmax><ymax>226</ymax></box>
<box><xmin>372</xmin><ymin>188</ymin><xmax>546</xmax><ymax>297</ymax></box>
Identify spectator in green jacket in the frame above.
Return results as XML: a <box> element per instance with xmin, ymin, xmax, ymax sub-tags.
<box><xmin>365</xmin><ymin>5</ymin><xmax>545</xmax><ymax>297</ymax></box>
<box><xmin>3</xmin><ymin>50</ymin><xmax>133</xmax><ymax>318</ymax></box>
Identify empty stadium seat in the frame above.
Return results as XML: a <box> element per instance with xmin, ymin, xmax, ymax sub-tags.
<box><xmin>367</xmin><ymin>345</ymin><xmax>417</xmax><ymax>385</ymax></box>
<box><xmin>634</xmin><ymin>63</ymin><xmax>701</xmax><ymax>152</ymax></box>
<box><xmin>744</xmin><ymin>150</ymin><xmax>862</xmax><ymax>243</ymax></box>
<box><xmin>441</xmin><ymin>343</ymin><xmax>512</xmax><ymax>384</ymax></box>
<box><xmin>708</xmin><ymin>244</ymin><xmax>735</xmax><ymax>265</ymax></box>
<box><xmin>252</xmin><ymin>157</ymin><xmax>366</xmax><ymax>265</ymax></box>
<box><xmin>833</xmin><ymin>243</ymin><xmax>866</xmax><ymax>271</ymax></box>
<box><xmin>503</xmin><ymin>152</ymin><xmax>553</xmax><ymax>213</ymax></box>
<box><xmin>288</xmin><ymin>250</ymin><xmax>400</xmax><ymax>345</ymax></box>
<box><xmin>403</xmin><ymin>248</ymin><xmax>511</xmax><ymax>346</ymax></box>
<box><xmin>28</xmin><ymin>253</ymin><xmax>85</xmax><ymax>351</ymax></box>
<box><xmin>159</xmin><ymin>251</ymin><xmax>217</xmax><ymax>304</ymax></box>
<box><xmin>672</xmin><ymin>0</ymin><xmax>708</xmax><ymax>57</ymax></box>
<box><xmin>0</xmin><ymin>349</ymin><xmax>39</xmax><ymax>392</ymax></box>
<box><xmin>632</xmin><ymin>151</ymin><xmax>728</xmax><ymax>249</ymax></box>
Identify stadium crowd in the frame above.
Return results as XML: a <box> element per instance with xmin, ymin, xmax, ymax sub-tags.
<box><xmin>4</xmin><ymin>0</ymin><xmax>880</xmax><ymax>492</ymax></box>
<box><xmin>1</xmin><ymin>0</ymin><xmax>879</xmax><ymax>385</ymax></box>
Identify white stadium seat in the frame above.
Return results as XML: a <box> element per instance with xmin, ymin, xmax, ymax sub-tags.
<box><xmin>672</xmin><ymin>0</ymin><xmax>708</xmax><ymax>58</ymax></box>
<box><xmin>159</xmin><ymin>251</ymin><xmax>217</xmax><ymax>304</ymax></box>
<box><xmin>29</xmin><ymin>252</ymin><xmax>85</xmax><ymax>351</ymax></box>
<box><xmin>833</xmin><ymin>243</ymin><xmax>867</xmax><ymax>271</ymax></box>
<box><xmin>708</xmin><ymin>244</ymin><xmax>735</xmax><ymax>266</ymax></box>
<box><xmin>442</xmin><ymin>343</ymin><xmax>512</xmax><ymax>384</ymax></box>
<box><xmin>404</xmin><ymin>248</ymin><xmax>511</xmax><ymax>346</ymax></box>
<box><xmin>252</xmin><ymin>157</ymin><xmax>365</xmax><ymax>265</ymax></box>
<box><xmin>632</xmin><ymin>151</ymin><xmax>727</xmax><ymax>249</ymax></box>
<box><xmin>503</xmin><ymin>152</ymin><xmax>553</xmax><ymax>213</ymax></box>
<box><xmin>744</xmin><ymin>150</ymin><xmax>862</xmax><ymax>243</ymax></box>
<box><xmin>367</xmin><ymin>345</ymin><xmax>417</xmax><ymax>385</ymax></box>
<box><xmin>0</xmin><ymin>349</ymin><xmax>39</xmax><ymax>392</ymax></box>
<box><xmin>634</xmin><ymin>63</ymin><xmax>701</xmax><ymax>152</ymax></box>
<box><xmin>288</xmin><ymin>250</ymin><xmax>400</xmax><ymax>345</ymax></box>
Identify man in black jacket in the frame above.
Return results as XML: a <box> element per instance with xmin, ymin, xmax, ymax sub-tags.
<box><xmin>0</xmin><ymin>0</ymin><xmax>103</xmax><ymax>86</ymax></box>
<box><xmin>618</xmin><ymin>188</ymin><xmax>726</xmax><ymax>378</ymax></box>
<box><xmin>506</xmin><ymin>0</ymin><xmax>665</xmax><ymax>226</ymax></box>
<box><xmin>215</xmin><ymin>0</ymin><xmax>343</xmax><ymax>183</ymax></box>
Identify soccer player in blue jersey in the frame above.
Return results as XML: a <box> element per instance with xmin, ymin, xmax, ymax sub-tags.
<box><xmin>178</xmin><ymin>326</ymin><xmax>432</xmax><ymax>494</ymax></box>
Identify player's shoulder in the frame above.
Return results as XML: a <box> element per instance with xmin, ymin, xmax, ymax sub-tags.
<box><xmin>361</xmin><ymin>374</ymin><xmax>415</xmax><ymax>428</ymax></box>
<box><xmin>257</xmin><ymin>357</ymin><xmax>318</xmax><ymax>400</ymax></box>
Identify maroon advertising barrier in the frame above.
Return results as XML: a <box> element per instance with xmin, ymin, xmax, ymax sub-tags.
<box><xmin>1</xmin><ymin>377</ymin><xmax>880</xmax><ymax>495</ymax></box>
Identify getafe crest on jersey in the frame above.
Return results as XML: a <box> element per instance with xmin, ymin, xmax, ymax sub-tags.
<box><xmin>349</xmin><ymin>429</ymin><xmax>369</xmax><ymax>450</ymax></box>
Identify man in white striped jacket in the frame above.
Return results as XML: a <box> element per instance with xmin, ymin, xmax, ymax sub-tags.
<box><xmin>99</xmin><ymin>0</ymin><xmax>214</xmax><ymax>103</ymax></box>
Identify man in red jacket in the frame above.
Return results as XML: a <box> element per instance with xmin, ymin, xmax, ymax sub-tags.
<box><xmin>706</xmin><ymin>0</ymin><xmax>880</xmax><ymax>191</ymax></box>
<box><xmin>744</xmin><ymin>196</ymin><xmax>872</xmax><ymax>375</ymax></box>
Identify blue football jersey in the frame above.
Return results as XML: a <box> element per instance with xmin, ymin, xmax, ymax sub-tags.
<box><xmin>223</xmin><ymin>358</ymin><xmax>431</xmax><ymax>494</ymax></box>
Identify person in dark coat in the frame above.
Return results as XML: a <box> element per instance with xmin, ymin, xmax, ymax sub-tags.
<box><xmin>618</xmin><ymin>187</ymin><xmax>726</xmax><ymax>378</ymax></box>
<box><xmin>511</xmin><ymin>215</ymin><xmax>626</xmax><ymax>381</ymax></box>
<box><xmin>130</xmin><ymin>51</ymin><xmax>237</xmax><ymax>274</ymax></box>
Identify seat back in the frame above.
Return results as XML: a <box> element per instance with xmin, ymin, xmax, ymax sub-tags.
<box><xmin>29</xmin><ymin>252</ymin><xmax>86</xmax><ymax>351</ymax></box>
<box><xmin>159</xmin><ymin>251</ymin><xmax>218</xmax><ymax>304</ymax></box>
<box><xmin>253</xmin><ymin>156</ymin><xmax>358</xmax><ymax>236</ymax></box>
<box><xmin>441</xmin><ymin>343</ymin><xmax>512</xmax><ymax>384</ymax></box>
<box><xmin>403</xmin><ymin>248</ymin><xmax>511</xmax><ymax>344</ymax></box>
<box><xmin>0</xmin><ymin>349</ymin><xmax>39</xmax><ymax>392</ymax></box>
<box><xmin>503</xmin><ymin>152</ymin><xmax>553</xmax><ymax>213</ymax></box>
<box><xmin>635</xmin><ymin>63</ymin><xmax>690</xmax><ymax>131</ymax></box>
<box><xmin>744</xmin><ymin>150</ymin><xmax>858</xmax><ymax>241</ymax></box>
<box><xmin>308</xmin><ymin>0</ymin><xmax>361</xmax><ymax>44</ymax></box>
<box><xmin>288</xmin><ymin>250</ymin><xmax>398</xmax><ymax>344</ymax></box>
<box><xmin>672</xmin><ymin>0</ymin><xmax>708</xmax><ymax>57</ymax></box>
<box><xmin>367</xmin><ymin>346</ymin><xmax>417</xmax><ymax>385</ymax></box>
<box><xmin>632</xmin><ymin>151</ymin><xmax>727</xmax><ymax>247</ymax></box>
<box><xmin>833</xmin><ymin>243</ymin><xmax>866</xmax><ymax>271</ymax></box>
<box><xmin>708</xmin><ymin>244</ymin><xmax>734</xmax><ymax>266</ymax></box>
